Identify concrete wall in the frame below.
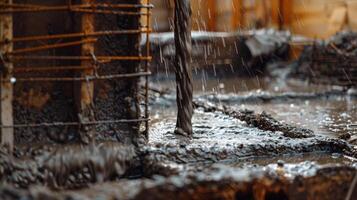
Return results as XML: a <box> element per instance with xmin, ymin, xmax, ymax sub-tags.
<box><xmin>11</xmin><ymin>0</ymin><xmax>142</xmax><ymax>145</ymax></box>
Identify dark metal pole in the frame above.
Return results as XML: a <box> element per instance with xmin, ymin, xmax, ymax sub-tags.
<box><xmin>174</xmin><ymin>0</ymin><xmax>193</xmax><ymax>137</ymax></box>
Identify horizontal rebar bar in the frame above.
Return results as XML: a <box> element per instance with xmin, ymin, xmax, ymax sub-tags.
<box><xmin>1</xmin><ymin>1</ymin><xmax>152</xmax><ymax>136</ymax></box>
<box><xmin>70</xmin><ymin>8</ymin><xmax>151</xmax><ymax>16</ymax></box>
<box><xmin>0</xmin><ymin>118</ymin><xmax>149</xmax><ymax>128</ymax></box>
<box><xmin>0</xmin><ymin>3</ymin><xmax>153</xmax><ymax>15</ymax></box>
<box><xmin>4</xmin><ymin>72</ymin><xmax>151</xmax><ymax>82</ymax></box>
<box><xmin>8</xmin><ymin>55</ymin><xmax>152</xmax><ymax>61</ymax></box>
<box><xmin>9</xmin><ymin>39</ymin><xmax>96</xmax><ymax>54</ymax></box>
<box><xmin>0</xmin><ymin>3</ymin><xmax>154</xmax><ymax>9</ymax></box>
<box><xmin>0</xmin><ymin>29</ymin><xmax>151</xmax><ymax>44</ymax></box>
<box><xmin>14</xmin><ymin>66</ymin><xmax>94</xmax><ymax>73</ymax></box>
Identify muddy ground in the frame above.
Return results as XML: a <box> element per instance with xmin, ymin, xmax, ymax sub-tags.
<box><xmin>0</xmin><ymin>71</ymin><xmax>356</xmax><ymax>199</ymax></box>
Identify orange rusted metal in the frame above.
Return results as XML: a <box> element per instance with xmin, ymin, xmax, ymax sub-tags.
<box><xmin>0</xmin><ymin>1</ymin><xmax>153</xmax><ymax>139</ymax></box>
<box><xmin>77</xmin><ymin>0</ymin><xmax>96</xmax><ymax>143</ymax></box>
<box><xmin>0</xmin><ymin>29</ymin><xmax>151</xmax><ymax>44</ymax></box>
<box><xmin>70</xmin><ymin>8</ymin><xmax>150</xmax><ymax>16</ymax></box>
<box><xmin>9</xmin><ymin>39</ymin><xmax>96</xmax><ymax>54</ymax></box>
<box><xmin>0</xmin><ymin>4</ymin><xmax>151</xmax><ymax>15</ymax></box>
<box><xmin>9</xmin><ymin>55</ymin><xmax>152</xmax><ymax>61</ymax></box>
<box><xmin>0</xmin><ymin>3</ymin><xmax>153</xmax><ymax>9</ymax></box>
<box><xmin>14</xmin><ymin>65</ymin><xmax>94</xmax><ymax>73</ymax></box>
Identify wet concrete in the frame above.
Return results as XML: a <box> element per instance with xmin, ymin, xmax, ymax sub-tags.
<box><xmin>0</xmin><ymin>142</ymin><xmax>138</xmax><ymax>189</ymax></box>
<box><xmin>1</xmin><ymin>70</ymin><xmax>356</xmax><ymax>198</ymax></box>
<box><xmin>150</xmin><ymin>72</ymin><xmax>357</xmax><ymax>139</ymax></box>
<box><xmin>0</xmin><ymin>162</ymin><xmax>356</xmax><ymax>200</ymax></box>
<box><xmin>146</xmin><ymin>106</ymin><xmax>353</xmax><ymax>167</ymax></box>
<box><xmin>136</xmin><ymin>72</ymin><xmax>357</xmax><ymax>199</ymax></box>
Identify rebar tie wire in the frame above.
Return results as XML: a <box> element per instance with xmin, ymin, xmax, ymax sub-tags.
<box><xmin>0</xmin><ymin>2</ymin><xmax>152</xmax><ymax>133</ymax></box>
<box><xmin>90</xmin><ymin>52</ymin><xmax>100</xmax><ymax>77</ymax></box>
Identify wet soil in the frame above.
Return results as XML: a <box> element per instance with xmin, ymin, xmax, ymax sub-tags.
<box><xmin>1</xmin><ymin>72</ymin><xmax>356</xmax><ymax>199</ymax></box>
<box><xmin>0</xmin><ymin>142</ymin><xmax>139</xmax><ymax>189</ymax></box>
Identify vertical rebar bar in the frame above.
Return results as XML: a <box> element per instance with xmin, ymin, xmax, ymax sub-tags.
<box><xmin>0</xmin><ymin>0</ymin><xmax>14</xmax><ymax>152</ymax></box>
<box><xmin>78</xmin><ymin>0</ymin><xmax>95</xmax><ymax>144</ymax></box>
<box><xmin>144</xmin><ymin>0</ymin><xmax>150</xmax><ymax>139</ymax></box>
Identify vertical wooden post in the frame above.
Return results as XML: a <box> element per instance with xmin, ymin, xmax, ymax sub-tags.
<box><xmin>232</xmin><ymin>0</ymin><xmax>244</xmax><ymax>30</ymax></box>
<box><xmin>282</xmin><ymin>0</ymin><xmax>293</xmax><ymax>29</ymax></box>
<box><xmin>271</xmin><ymin>0</ymin><xmax>280</xmax><ymax>29</ymax></box>
<box><xmin>0</xmin><ymin>0</ymin><xmax>14</xmax><ymax>152</ymax></box>
<box><xmin>271</xmin><ymin>0</ymin><xmax>292</xmax><ymax>30</ymax></box>
<box><xmin>278</xmin><ymin>0</ymin><xmax>284</xmax><ymax>30</ymax></box>
<box><xmin>79</xmin><ymin>0</ymin><xmax>95</xmax><ymax>143</ymax></box>
<box><xmin>207</xmin><ymin>0</ymin><xmax>216</xmax><ymax>31</ymax></box>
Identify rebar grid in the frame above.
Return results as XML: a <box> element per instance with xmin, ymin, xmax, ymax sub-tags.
<box><xmin>0</xmin><ymin>1</ymin><xmax>152</xmax><ymax>137</ymax></box>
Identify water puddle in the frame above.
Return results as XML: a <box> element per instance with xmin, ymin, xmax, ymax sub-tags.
<box><xmin>150</xmin><ymin>73</ymin><xmax>357</xmax><ymax>138</ymax></box>
<box><xmin>227</xmin><ymin>152</ymin><xmax>356</xmax><ymax>168</ymax></box>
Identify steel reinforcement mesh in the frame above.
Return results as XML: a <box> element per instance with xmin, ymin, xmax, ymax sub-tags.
<box><xmin>0</xmin><ymin>0</ymin><xmax>152</xmax><ymax>145</ymax></box>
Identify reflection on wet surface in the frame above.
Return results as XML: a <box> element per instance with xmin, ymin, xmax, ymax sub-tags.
<box><xmin>232</xmin><ymin>98</ymin><xmax>357</xmax><ymax>137</ymax></box>
<box><xmin>148</xmin><ymin>72</ymin><xmax>357</xmax><ymax>170</ymax></box>
<box><xmin>179</xmin><ymin>152</ymin><xmax>357</xmax><ymax>180</ymax></box>
<box><xmin>150</xmin><ymin>73</ymin><xmax>357</xmax><ymax>138</ymax></box>
<box><xmin>228</xmin><ymin>152</ymin><xmax>356</xmax><ymax>168</ymax></box>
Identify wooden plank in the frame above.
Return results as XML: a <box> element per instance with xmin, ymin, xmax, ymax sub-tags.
<box><xmin>282</xmin><ymin>0</ymin><xmax>293</xmax><ymax>28</ymax></box>
<box><xmin>232</xmin><ymin>0</ymin><xmax>243</xmax><ymax>30</ymax></box>
<box><xmin>271</xmin><ymin>0</ymin><xmax>280</xmax><ymax>29</ymax></box>
<box><xmin>0</xmin><ymin>0</ymin><xmax>14</xmax><ymax>152</ymax></box>
<box><xmin>207</xmin><ymin>0</ymin><xmax>216</xmax><ymax>31</ymax></box>
<box><xmin>78</xmin><ymin>0</ymin><xmax>95</xmax><ymax>143</ymax></box>
<box><xmin>271</xmin><ymin>0</ymin><xmax>292</xmax><ymax>30</ymax></box>
<box><xmin>290</xmin><ymin>0</ymin><xmax>346</xmax><ymax>38</ymax></box>
<box><xmin>347</xmin><ymin>1</ymin><xmax>357</xmax><ymax>31</ymax></box>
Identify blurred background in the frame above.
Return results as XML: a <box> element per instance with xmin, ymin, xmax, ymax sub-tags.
<box><xmin>143</xmin><ymin>0</ymin><xmax>357</xmax><ymax>39</ymax></box>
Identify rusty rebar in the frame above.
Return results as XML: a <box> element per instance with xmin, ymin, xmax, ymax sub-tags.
<box><xmin>70</xmin><ymin>8</ymin><xmax>150</xmax><ymax>16</ymax></box>
<box><xmin>3</xmin><ymin>72</ymin><xmax>151</xmax><ymax>82</ymax></box>
<box><xmin>8</xmin><ymin>55</ymin><xmax>152</xmax><ymax>61</ymax></box>
<box><xmin>144</xmin><ymin>1</ymin><xmax>150</xmax><ymax>138</ymax></box>
<box><xmin>0</xmin><ymin>2</ymin><xmax>153</xmax><ymax>138</ymax></box>
<box><xmin>0</xmin><ymin>3</ymin><xmax>154</xmax><ymax>9</ymax></box>
<box><xmin>8</xmin><ymin>39</ymin><xmax>96</xmax><ymax>54</ymax></box>
<box><xmin>0</xmin><ymin>2</ymin><xmax>41</xmax><ymax>8</ymax></box>
<box><xmin>14</xmin><ymin>66</ymin><xmax>94</xmax><ymax>73</ymax></box>
<box><xmin>0</xmin><ymin>29</ymin><xmax>151</xmax><ymax>44</ymax></box>
<box><xmin>0</xmin><ymin>4</ymin><xmax>152</xmax><ymax>15</ymax></box>
<box><xmin>0</xmin><ymin>118</ymin><xmax>149</xmax><ymax>128</ymax></box>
